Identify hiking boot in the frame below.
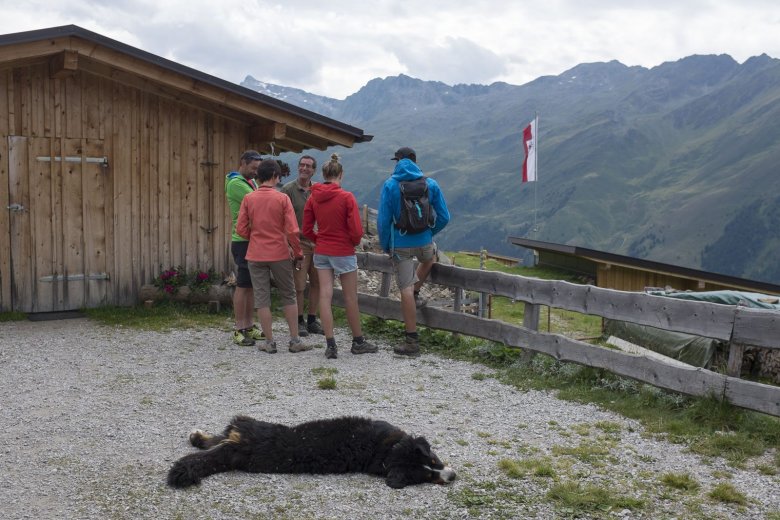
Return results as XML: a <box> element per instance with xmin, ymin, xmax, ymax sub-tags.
<box><xmin>414</xmin><ymin>291</ymin><xmax>427</xmax><ymax>309</ymax></box>
<box><xmin>394</xmin><ymin>336</ymin><xmax>420</xmax><ymax>357</ymax></box>
<box><xmin>289</xmin><ymin>337</ymin><xmax>313</xmax><ymax>353</ymax></box>
<box><xmin>307</xmin><ymin>319</ymin><xmax>325</xmax><ymax>335</ymax></box>
<box><xmin>325</xmin><ymin>343</ymin><xmax>338</xmax><ymax>359</ymax></box>
<box><xmin>245</xmin><ymin>325</ymin><xmax>265</xmax><ymax>341</ymax></box>
<box><xmin>297</xmin><ymin>319</ymin><xmax>310</xmax><ymax>337</ymax></box>
<box><xmin>351</xmin><ymin>338</ymin><xmax>378</xmax><ymax>355</ymax></box>
<box><xmin>258</xmin><ymin>340</ymin><xmax>277</xmax><ymax>354</ymax></box>
<box><xmin>232</xmin><ymin>329</ymin><xmax>255</xmax><ymax>347</ymax></box>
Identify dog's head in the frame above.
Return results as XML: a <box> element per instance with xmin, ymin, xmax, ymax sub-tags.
<box><xmin>385</xmin><ymin>436</ymin><xmax>456</xmax><ymax>489</ymax></box>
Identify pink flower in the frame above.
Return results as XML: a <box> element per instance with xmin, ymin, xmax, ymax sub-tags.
<box><xmin>197</xmin><ymin>272</ymin><xmax>209</xmax><ymax>281</ymax></box>
<box><xmin>164</xmin><ymin>284</ymin><xmax>174</xmax><ymax>293</ymax></box>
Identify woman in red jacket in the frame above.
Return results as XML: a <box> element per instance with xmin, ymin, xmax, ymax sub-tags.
<box><xmin>303</xmin><ymin>154</ymin><xmax>377</xmax><ymax>359</ymax></box>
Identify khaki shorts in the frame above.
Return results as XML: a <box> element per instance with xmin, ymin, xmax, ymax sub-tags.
<box><xmin>248</xmin><ymin>259</ymin><xmax>297</xmax><ymax>308</ymax></box>
<box><xmin>391</xmin><ymin>244</ymin><xmax>436</xmax><ymax>290</ymax></box>
<box><xmin>293</xmin><ymin>239</ymin><xmax>317</xmax><ymax>291</ymax></box>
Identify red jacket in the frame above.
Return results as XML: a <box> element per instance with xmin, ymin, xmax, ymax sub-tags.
<box><xmin>303</xmin><ymin>182</ymin><xmax>363</xmax><ymax>256</ymax></box>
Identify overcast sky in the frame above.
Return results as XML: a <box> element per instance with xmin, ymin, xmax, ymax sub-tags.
<box><xmin>3</xmin><ymin>0</ymin><xmax>779</xmax><ymax>99</ymax></box>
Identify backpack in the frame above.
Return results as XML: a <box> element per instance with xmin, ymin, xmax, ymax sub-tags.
<box><xmin>395</xmin><ymin>177</ymin><xmax>436</xmax><ymax>234</ymax></box>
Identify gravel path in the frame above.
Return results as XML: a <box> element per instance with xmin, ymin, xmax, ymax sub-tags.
<box><xmin>1</xmin><ymin>317</ymin><xmax>778</xmax><ymax>519</ymax></box>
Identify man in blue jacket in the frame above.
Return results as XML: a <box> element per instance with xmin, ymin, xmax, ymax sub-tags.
<box><xmin>378</xmin><ymin>147</ymin><xmax>450</xmax><ymax>356</ymax></box>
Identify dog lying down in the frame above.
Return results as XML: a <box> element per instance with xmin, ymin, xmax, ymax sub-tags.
<box><xmin>167</xmin><ymin>415</ymin><xmax>457</xmax><ymax>489</ymax></box>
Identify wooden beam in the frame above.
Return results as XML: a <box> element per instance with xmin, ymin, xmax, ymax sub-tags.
<box><xmin>248</xmin><ymin>122</ymin><xmax>286</xmax><ymax>143</ymax></box>
<box><xmin>49</xmin><ymin>50</ymin><xmax>78</xmax><ymax>78</ymax></box>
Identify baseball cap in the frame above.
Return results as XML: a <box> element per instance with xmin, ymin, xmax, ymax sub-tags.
<box><xmin>391</xmin><ymin>147</ymin><xmax>416</xmax><ymax>162</ymax></box>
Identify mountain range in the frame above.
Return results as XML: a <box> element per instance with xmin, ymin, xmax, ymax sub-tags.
<box><xmin>242</xmin><ymin>53</ymin><xmax>780</xmax><ymax>285</ymax></box>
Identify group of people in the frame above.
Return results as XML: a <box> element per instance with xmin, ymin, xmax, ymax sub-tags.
<box><xmin>225</xmin><ymin>146</ymin><xmax>450</xmax><ymax>358</ymax></box>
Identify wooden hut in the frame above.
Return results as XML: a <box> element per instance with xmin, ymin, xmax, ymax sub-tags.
<box><xmin>0</xmin><ymin>25</ymin><xmax>371</xmax><ymax>312</ymax></box>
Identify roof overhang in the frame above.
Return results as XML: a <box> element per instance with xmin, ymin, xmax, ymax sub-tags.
<box><xmin>0</xmin><ymin>25</ymin><xmax>372</xmax><ymax>153</ymax></box>
<box><xmin>509</xmin><ymin>236</ymin><xmax>780</xmax><ymax>295</ymax></box>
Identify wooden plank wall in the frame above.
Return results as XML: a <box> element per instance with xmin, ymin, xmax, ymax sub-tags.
<box><xmin>0</xmin><ymin>70</ymin><xmax>11</xmax><ymax>310</ymax></box>
<box><xmin>0</xmin><ymin>61</ymin><xmax>250</xmax><ymax>310</ymax></box>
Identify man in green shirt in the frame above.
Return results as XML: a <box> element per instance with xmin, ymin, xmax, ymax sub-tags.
<box><xmin>280</xmin><ymin>155</ymin><xmax>323</xmax><ymax>336</ymax></box>
<box><xmin>225</xmin><ymin>150</ymin><xmax>265</xmax><ymax>346</ymax></box>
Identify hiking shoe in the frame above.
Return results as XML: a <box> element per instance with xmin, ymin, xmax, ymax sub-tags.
<box><xmin>289</xmin><ymin>337</ymin><xmax>313</xmax><ymax>353</ymax></box>
<box><xmin>414</xmin><ymin>292</ymin><xmax>427</xmax><ymax>309</ymax></box>
<box><xmin>245</xmin><ymin>325</ymin><xmax>265</xmax><ymax>341</ymax></box>
<box><xmin>351</xmin><ymin>338</ymin><xmax>378</xmax><ymax>355</ymax></box>
<box><xmin>232</xmin><ymin>329</ymin><xmax>255</xmax><ymax>347</ymax></box>
<box><xmin>325</xmin><ymin>344</ymin><xmax>338</xmax><ymax>359</ymax></box>
<box><xmin>307</xmin><ymin>319</ymin><xmax>325</xmax><ymax>335</ymax></box>
<box><xmin>297</xmin><ymin>319</ymin><xmax>310</xmax><ymax>337</ymax></box>
<box><xmin>258</xmin><ymin>340</ymin><xmax>277</xmax><ymax>354</ymax></box>
<box><xmin>394</xmin><ymin>336</ymin><xmax>420</xmax><ymax>357</ymax></box>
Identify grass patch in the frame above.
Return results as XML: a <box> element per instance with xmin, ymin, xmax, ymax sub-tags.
<box><xmin>316</xmin><ymin>377</ymin><xmax>337</xmax><ymax>390</ymax></box>
<box><xmin>498</xmin><ymin>457</ymin><xmax>556</xmax><ymax>479</ymax></box>
<box><xmin>708</xmin><ymin>482</ymin><xmax>747</xmax><ymax>505</ymax></box>
<box><xmin>85</xmin><ymin>301</ymin><xmax>232</xmax><ymax>331</ymax></box>
<box><xmin>547</xmin><ymin>481</ymin><xmax>644</xmax><ymax>516</ymax></box>
<box><xmin>0</xmin><ymin>311</ymin><xmax>27</xmax><ymax>322</ymax></box>
<box><xmin>660</xmin><ymin>472</ymin><xmax>700</xmax><ymax>492</ymax></box>
<box><xmin>551</xmin><ymin>441</ymin><xmax>615</xmax><ymax>465</ymax></box>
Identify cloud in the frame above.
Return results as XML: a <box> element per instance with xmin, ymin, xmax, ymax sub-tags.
<box><xmin>2</xmin><ymin>0</ymin><xmax>779</xmax><ymax>99</ymax></box>
<box><xmin>391</xmin><ymin>36</ymin><xmax>508</xmax><ymax>85</ymax></box>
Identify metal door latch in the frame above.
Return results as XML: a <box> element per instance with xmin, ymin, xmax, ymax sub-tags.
<box><xmin>7</xmin><ymin>203</ymin><xmax>25</xmax><ymax>212</ymax></box>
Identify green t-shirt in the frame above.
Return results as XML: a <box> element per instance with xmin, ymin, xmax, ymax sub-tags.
<box><xmin>225</xmin><ymin>172</ymin><xmax>257</xmax><ymax>242</ymax></box>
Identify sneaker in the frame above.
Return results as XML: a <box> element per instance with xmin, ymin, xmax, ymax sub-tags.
<box><xmin>414</xmin><ymin>292</ymin><xmax>427</xmax><ymax>309</ymax></box>
<box><xmin>289</xmin><ymin>337</ymin><xmax>313</xmax><ymax>353</ymax></box>
<box><xmin>307</xmin><ymin>319</ymin><xmax>325</xmax><ymax>335</ymax></box>
<box><xmin>325</xmin><ymin>344</ymin><xmax>338</xmax><ymax>359</ymax></box>
<box><xmin>393</xmin><ymin>336</ymin><xmax>420</xmax><ymax>357</ymax></box>
<box><xmin>232</xmin><ymin>329</ymin><xmax>255</xmax><ymax>347</ymax></box>
<box><xmin>245</xmin><ymin>325</ymin><xmax>265</xmax><ymax>341</ymax></box>
<box><xmin>297</xmin><ymin>319</ymin><xmax>310</xmax><ymax>337</ymax></box>
<box><xmin>351</xmin><ymin>339</ymin><xmax>378</xmax><ymax>355</ymax></box>
<box><xmin>258</xmin><ymin>340</ymin><xmax>277</xmax><ymax>354</ymax></box>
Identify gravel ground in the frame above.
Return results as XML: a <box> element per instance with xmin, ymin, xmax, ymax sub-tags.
<box><xmin>1</xmin><ymin>317</ymin><xmax>778</xmax><ymax>519</ymax></box>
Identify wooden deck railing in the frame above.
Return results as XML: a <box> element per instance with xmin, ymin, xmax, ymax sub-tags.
<box><xmin>331</xmin><ymin>252</ymin><xmax>780</xmax><ymax>417</ymax></box>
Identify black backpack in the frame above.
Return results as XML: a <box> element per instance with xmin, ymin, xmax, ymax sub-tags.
<box><xmin>395</xmin><ymin>177</ymin><xmax>436</xmax><ymax>234</ymax></box>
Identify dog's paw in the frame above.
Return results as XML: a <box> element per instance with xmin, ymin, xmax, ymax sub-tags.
<box><xmin>189</xmin><ymin>429</ymin><xmax>210</xmax><ymax>449</ymax></box>
<box><xmin>167</xmin><ymin>461</ymin><xmax>201</xmax><ymax>488</ymax></box>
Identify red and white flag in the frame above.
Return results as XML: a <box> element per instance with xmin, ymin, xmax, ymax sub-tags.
<box><xmin>522</xmin><ymin>117</ymin><xmax>537</xmax><ymax>183</ymax></box>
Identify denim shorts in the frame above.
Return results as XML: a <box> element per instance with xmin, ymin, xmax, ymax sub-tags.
<box><xmin>313</xmin><ymin>254</ymin><xmax>358</xmax><ymax>276</ymax></box>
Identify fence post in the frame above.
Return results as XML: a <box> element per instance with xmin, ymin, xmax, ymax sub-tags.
<box><xmin>479</xmin><ymin>248</ymin><xmax>488</xmax><ymax>318</ymax></box>
<box><xmin>520</xmin><ymin>303</ymin><xmax>541</xmax><ymax>363</ymax></box>
<box><xmin>452</xmin><ymin>287</ymin><xmax>463</xmax><ymax>340</ymax></box>
<box><xmin>379</xmin><ymin>272</ymin><xmax>392</xmax><ymax>298</ymax></box>
<box><xmin>726</xmin><ymin>343</ymin><xmax>745</xmax><ymax>378</ymax></box>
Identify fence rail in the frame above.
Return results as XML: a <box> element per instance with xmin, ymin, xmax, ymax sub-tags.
<box><xmin>341</xmin><ymin>252</ymin><xmax>780</xmax><ymax>417</ymax></box>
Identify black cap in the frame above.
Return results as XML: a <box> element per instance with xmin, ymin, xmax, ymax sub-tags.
<box><xmin>392</xmin><ymin>147</ymin><xmax>416</xmax><ymax>162</ymax></box>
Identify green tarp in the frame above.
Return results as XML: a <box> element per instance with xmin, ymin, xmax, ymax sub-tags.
<box><xmin>606</xmin><ymin>290</ymin><xmax>780</xmax><ymax>368</ymax></box>
<box><xmin>604</xmin><ymin>319</ymin><xmax>720</xmax><ymax>368</ymax></box>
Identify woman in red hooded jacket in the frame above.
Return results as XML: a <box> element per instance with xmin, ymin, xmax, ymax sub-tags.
<box><xmin>303</xmin><ymin>154</ymin><xmax>377</xmax><ymax>359</ymax></box>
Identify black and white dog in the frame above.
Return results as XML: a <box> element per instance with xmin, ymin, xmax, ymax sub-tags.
<box><xmin>167</xmin><ymin>415</ymin><xmax>456</xmax><ymax>489</ymax></box>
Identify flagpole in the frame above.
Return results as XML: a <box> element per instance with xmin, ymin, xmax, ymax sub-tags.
<box><xmin>533</xmin><ymin>112</ymin><xmax>539</xmax><ymax>234</ymax></box>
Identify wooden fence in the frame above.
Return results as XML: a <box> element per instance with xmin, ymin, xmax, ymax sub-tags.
<box><xmin>333</xmin><ymin>252</ymin><xmax>780</xmax><ymax>417</ymax></box>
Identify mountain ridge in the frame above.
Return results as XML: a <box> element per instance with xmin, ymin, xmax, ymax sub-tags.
<box><xmin>241</xmin><ymin>54</ymin><xmax>780</xmax><ymax>284</ymax></box>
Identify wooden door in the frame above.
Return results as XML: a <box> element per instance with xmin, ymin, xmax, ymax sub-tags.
<box><xmin>7</xmin><ymin>136</ymin><xmax>108</xmax><ymax>312</ymax></box>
